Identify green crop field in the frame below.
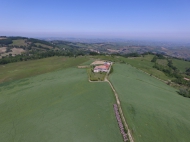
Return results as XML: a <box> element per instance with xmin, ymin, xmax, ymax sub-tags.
<box><xmin>109</xmin><ymin>63</ymin><xmax>190</xmax><ymax>142</ymax></box>
<box><xmin>96</xmin><ymin>55</ymin><xmax>172</xmax><ymax>81</ymax></box>
<box><xmin>156</xmin><ymin>59</ymin><xmax>168</xmax><ymax>66</ymax></box>
<box><xmin>35</xmin><ymin>43</ymin><xmax>53</xmax><ymax>49</ymax></box>
<box><xmin>0</xmin><ymin>66</ymin><xmax>123</xmax><ymax>142</ymax></box>
<box><xmin>79</xmin><ymin>59</ymin><xmax>94</xmax><ymax>65</ymax></box>
<box><xmin>0</xmin><ymin>56</ymin><xmax>88</xmax><ymax>84</ymax></box>
<box><xmin>10</xmin><ymin>39</ymin><xmax>27</xmax><ymax>46</ymax></box>
<box><xmin>172</xmin><ymin>59</ymin><xmax>190</xmax><ymax>73</ymax></box>
<box><xmin>124</xmin><ymin>55</ymin><xmax>172</xmax><ymax>81</ymax></box>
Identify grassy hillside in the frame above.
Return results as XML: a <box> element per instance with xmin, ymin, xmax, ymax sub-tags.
<box><xmin>172</xmin><ymin>59</ymin><xmax>190</xmax><ymax>73</ymax></box>
<box><xmin>0</xmin><ymin>67</ymin><xmax>123</xmax><ymax>142</ymax></box>
<box><xmin>10</xmin><ymin>39</ymin><xmax>27</xmax><ymax>46</ymax></box>
<box><xmin>156</xmin><ymin>59</ymin><xmax>168</xmax><ymax>66</ymax></box>
<box><xmin>35</xmin><ymin>43</ymin><xmax>53</xmax><ymax>49</ymax></box>
<box><xmin>124</xmin><ymin>55</ymin><xmax>173</xmax><ymax>81</ymax></box>
<box><xmin>96</xmin><ymin>55</ymin><xmax>172</xmax><ymax>81</ymax></box>
<box><xmin>0</xmin><ymin>56</ymin><xmax>88</xmax><ymax>84</ymax></box>
<box><xmin>109</xmin><ymin>64</ymin><xmax>190</xmax><ymax>142</ymax></box>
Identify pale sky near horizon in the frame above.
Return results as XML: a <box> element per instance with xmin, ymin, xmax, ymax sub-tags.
<box><xmin>0</xmin><ymin>0</ymin><xmax>190</xmax><ymax>41</ymax></box>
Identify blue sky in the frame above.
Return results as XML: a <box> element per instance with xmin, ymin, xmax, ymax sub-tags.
<box><xmin>0</xmin><ymin>0</ymin><xmax>190</xmax><ymax>41</ymax></box>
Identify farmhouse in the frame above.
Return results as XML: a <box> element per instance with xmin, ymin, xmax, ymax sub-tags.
<box><xmin>93</xmin><ymin>62</ymin><xmax>111</xmax><ymax>73</ymax></box>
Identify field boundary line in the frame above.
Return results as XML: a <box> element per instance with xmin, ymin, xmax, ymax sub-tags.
<box><xmin>126</xmin><ymin>63</ymin><xmax>167</xmax><ymax>83</ymax></box>
<box><xmin>107</xmin><ymin>79</ymin><xmax>134</xmax><ymax>142</ymax></box>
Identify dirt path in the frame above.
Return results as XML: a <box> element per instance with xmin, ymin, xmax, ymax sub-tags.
<box><xmin>89</xmin><ymin>64</ymin><xmax>134</xmax><ymax>142</ymax></box>
<box><xmin>107</xmin><ymin>79</ymin><xmax>134</xmax><ymax>142</ymax></box>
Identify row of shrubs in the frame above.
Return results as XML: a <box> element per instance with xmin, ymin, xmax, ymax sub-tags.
<box><xmin>178</xmin><ymin>88</ymin><xmax>190</xmax><ymax>98</ymax></box>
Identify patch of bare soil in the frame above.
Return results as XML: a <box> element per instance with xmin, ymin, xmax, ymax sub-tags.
<box><xmin>0</xmin><ymin>47</ymin><xmax>7</xmax><ymax>53</ymax></box>
<box><xmin>107</xmin><ymin>49</ymin><xmax>119</xmax><ymax>53</ymax></box>
<box><xmin>11</xmin><ymin>48</ymin><xmax>25</xmax><ymax>54</ymax></box>
<box><xmin>0</xmin><ymin>38</ymin><xmax>6</xmax><ymax>40</ymax></box>
<box><xmin>91</xmin><ymin>60</ymin><xmax>105</xmax><ymax>65</ymax></box>
<box><xmin>78</xmin><ymin>66</ymin><xmax>89</xmax><ymax>68</ymax></box>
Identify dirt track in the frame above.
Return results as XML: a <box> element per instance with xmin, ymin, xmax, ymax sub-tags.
<box><xmin>89</xmin><ymin>64</ymin><xmax>134</xmax><ymax>142</ymax></box>
<box><xmin>91</xmin><ymin>60</ymin><xmax>105</xmax><ymax>65</ymax></box>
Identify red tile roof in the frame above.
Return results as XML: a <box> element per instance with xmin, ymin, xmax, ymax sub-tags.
<box><xmin>94</xmin><ymin>65</ymin><xmax>109</xmax><ymax>70</ymax></box>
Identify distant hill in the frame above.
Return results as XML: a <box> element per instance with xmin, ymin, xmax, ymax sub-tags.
<box><xmin>0</xmin><ymin>37</ymin><xmax>58</xmax><ymax>58</ymax></box>
<box><xmin>1</xmin><ymin>36</ymin><xmax>190</xmax><ymax>60</ymax></box>
<box><xmin>1</xmin><ymin>36</ymin><xmax>190</xmax><ymax>64</ymax></box>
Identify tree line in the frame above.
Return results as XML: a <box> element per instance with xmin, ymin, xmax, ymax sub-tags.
<box><xmin>151</xmin><ymin>55</ymin><xmax>190</xmax><ymax>97</ymax></box>
<box><xmin>0</xmin><ymin>50</ymin><xmax>85</xmax><ymax>65</ymax></box>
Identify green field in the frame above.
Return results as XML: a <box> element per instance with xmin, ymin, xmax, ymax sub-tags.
<box><xmin>124</xmin><ymin>55</ymin><xmax>173</xmax><ymax>81</ymax></box>
<box><xmin>87</xmin><ymin>68</ymin><xmax>106</xmax><ymax>81</ymax></box>
<box><xmin>172</xmin><ymin>59</ymin><xmax>190</xmax><ymax>73</ymax></box>
<box><xmin>79</xmin><ymin>59</ymin><xmax>94</xmax><ymax>65</ymax></box>
<box><xmin>0</xmin><ymin>56</ymin><xmax>88</xmax><ymax>83</ymax></box>
<box><xmin>156</xmin><ymin>59</ymin><xmax>168</xmax><ymax>66</ymax></box>
<box><xmin>0</xmin><ymin>66</ymin><xmax>123</xmax><ymax>142</ymax></box>
<box><xmin>35</xmin><ymin>43</ymin><xmax>53</xmax><ymax>49</ymax></box>
<box><xmin>96</xmin><ymin>55</ymin><xmax>172</xmax><ymax>81</ymax></box>
<box><xmin>109</xmin><ymin>64</ymin><xmax>190</xmax><ymax>142</ymax></box>
<box><xmin>10</xmin><ymin>39</ymin><xmax>27</xmax><ymax>46</ymax></box>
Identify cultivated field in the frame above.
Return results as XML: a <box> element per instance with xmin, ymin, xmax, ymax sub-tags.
<box><xmin>0</xmin><ymin>65</ymin><xmax>123</xmax><ymax>142</ymax></box>
<box><xmin>156</xmin><ymin>59</ymin><xmax>168</xmax><ymax>66</ymax></box>
<box><xmin>0</xmin><ymin>47</ymin><xmax>7</xmax><ymax>53</ymax></box>
<box><xmin>109</xmin><ymin>64</ymin><xmax>190</xmax><ymax>142</ymax></box>
<box><xmin>35</xmin><ymin>43</ymin><xmax>53</xmax><ymax>49</ymax></box>
<box><xmin>96</xmin><ymin>55</ymin><xmax>172</xmax><ymax>81</ymax></box>
<box><xmin>124</xmin><ymin>55</ymin><xmax>172</xmax><ymax>81</ymax></box>
<box><xmin>0</xmin><ymin>47</ymin><xmax>7</xmax><ymax>59</ymax></box>
<box><xmin>0</xmin><ymin>48</ymin><xmax>25</xmax><ymax>58</ymax></box>
<box><xmin>0</xmin><ymin>56</ymin><xmax>88</xmax><ymax>84</ymax></box>
<box><xmin>91</xmin><ymin>60</ymin><xmax>105</xmax><ymax>65</ymax></box>
<box><xmin>10</xmin><ymin>39</ymin><xmax>27</xmax><ymax>46</ymax></box>
<box><xmin>79</xmin><ymin>59</ymin><xmax>94</xmax><ymax>66</ymax></box>
<box><xmin>172</xmin><ymin>59</ymin><xmax>190</xmax><ymax>73</ymax></box>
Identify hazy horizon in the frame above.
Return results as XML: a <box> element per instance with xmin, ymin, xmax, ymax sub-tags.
<box><xmin>1</xmin><ymin>0</ymin><xmax>190</xmax><ymax>42</ymax></box>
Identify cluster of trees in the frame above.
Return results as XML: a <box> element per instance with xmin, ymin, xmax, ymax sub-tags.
<box><xmin>0</xmin><ymin>37</ymin><xmax>56</xmax><ymax>49</ymax></box>
<box><xmin>123</xmin><ymin>53</ymin><xmax>141</xmax><ymax>57</ymax></box>
<box><xmin>9</xmin><ymin>36</ymin><xmax>27</xmax><ymax>40</ymax></box>
<box><xmin>151</xmin><ymin>54</ymin><xmax>165</xmax><ymax>62</ymax></box>
<box><xmin>165</xmin><ymin>60</ymin><xmax>190</xmax><ymax>86</ymax></box>
<box><xmin>167</xmin><ymin>60</ymin><xmax>177</xmax><ymax>70</ymax></box>
<box><xmin>0</xmin><ymin>39</ymin><xmax>13</xmax><ymax>45</ymax></box>
<box><xmin>89</xmin><ymin>52</ymin><xmax>142</xmax><ymax>58</ymax></box>
<box><xmin>178</xmin><ymin>88</ymin><xmax>190</xmax><ymax>98</ymax></box>
<box><xmin>186</xmin><ymin>68</ymin><xmax>190</xmax><ymax>75</ymax></box>
<box><xmin>150</xmin><ymin>54</ymin><xmax>190</xmax><ymax>98</ymax></box>
<box><xmin>151</xmin><ymin>55</ymin><xmax>190</xmax><ymax>89</ymax></box>
<box><xmin>153</xmin><ymin>63</ymin><xmax>182</xmax><ymax>79</ymax></box>
<box><xmin>173</xmin><ymin>78</ymin><xmax>190</xmax><ymax>86</ymax></box>
<box><xmin>0</xmin><ymin>49</ymin><xmax>85</xmax><ymax>65</ymax></box>
<box><xmin>153</xmin><ymin>60</ymin><xmax>182</xmax><ymax>78</ymax></box>
<box><xmin>89</xmin><ymin>52</ymin><xmax>99</xmax><ymax>55</ymax></box>
<box><xmin>0</xmin><ymin>37</ymin><xmax>29</xmax><ymax>46</ymax></box>
<box><xmin>27</xmin><ymin>38</ymin><xmax>55</xmax><ymax>47</ymax></box>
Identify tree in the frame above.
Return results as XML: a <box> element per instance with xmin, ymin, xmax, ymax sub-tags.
<box><xmin>89</xmin><ymin>52</ymin><xmax>99</xmax><ymax>55</ymax></box>
<box><xmin>151</xmin><ymin>56</ymin><xmax>157</xmax><ymax>62</ymax></box>
<box><xmin>178</xmin><ymin>88</ymin><xmax>190</xmax><ymax>98</ymax></box>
